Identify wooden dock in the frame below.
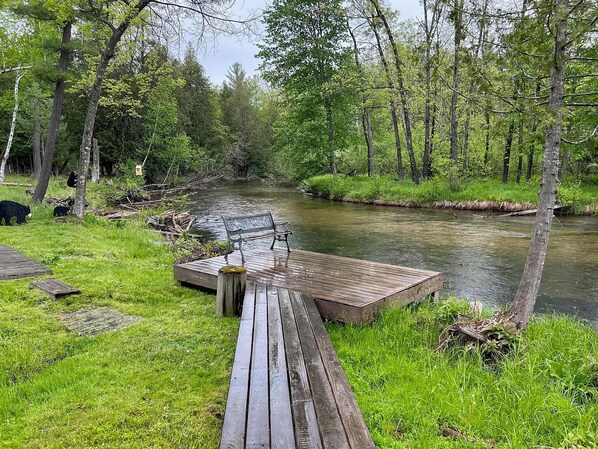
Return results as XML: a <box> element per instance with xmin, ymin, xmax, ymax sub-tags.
<box><xmin>220</xmin><ymin>283</ymin><xmax>374</xmax><ymax>449</ymax></box>
<box><xmin>175</xmin><ymin>249</ymin><xmax>443</xmax><ymax>324</ymax></box>
<box><xmin>0</xmin><ymin>244</ymin><xmax>52</xmax><ymax>280</ymax></box>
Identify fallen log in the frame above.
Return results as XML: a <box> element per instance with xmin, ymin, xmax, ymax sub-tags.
<box><xmin>0</xmin><ymin>182</ymin><xmax>33</xmax><ymax>187</ymax></box>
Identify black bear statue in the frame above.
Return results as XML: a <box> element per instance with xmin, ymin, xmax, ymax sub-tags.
<box><xmin>0</xmin><ymin>200</ymin><xmax>31</xmax><ymax>225</ymax></box>
<box><xmin>53</xmin><ymin>206</ymin><xmax>70</xmax><ymax>217</ymax></box>
<box><xmin>67</xmin><ymin>172</ymin><xmax>78</xmax><ymax>188</ymax></box>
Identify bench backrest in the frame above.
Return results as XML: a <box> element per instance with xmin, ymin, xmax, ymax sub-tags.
<box><xmin>222</xmin><ymin>212</ymin><xmax>275</xmax><ymax>238</ymax></box>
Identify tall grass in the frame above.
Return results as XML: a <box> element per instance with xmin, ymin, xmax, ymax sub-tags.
<box><xmin>328</xmin><ymin>301</ymin><xmax>598</xmax><ymax>448</ymax></box>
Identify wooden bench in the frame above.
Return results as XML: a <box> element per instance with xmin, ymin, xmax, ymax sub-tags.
<box><xmin>222</xmin><ymin>212</ymin><xmax>291</xmax><ymax>263</ymax></box>
<box><xmin>220</xmin><ymin>283</ymin><xmax>374</xmax><ymax>449</ymax></box>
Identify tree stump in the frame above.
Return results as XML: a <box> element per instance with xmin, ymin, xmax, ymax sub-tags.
<box><xmin>216</xmin><ymin>266</ymin><xmax>247</xmax><ymax>317</ymax></box>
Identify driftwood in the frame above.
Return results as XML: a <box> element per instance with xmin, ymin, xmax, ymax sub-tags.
<box><xmin>493</xmin><ymin>205</ymin><xmax>565</xmax><ymax>218</ymax></box>
<box><xmin>146</xmin><ymin>210</ymin><xmax>196</xmax><ymax>238</ymax></box>
<box><xmin>0</xmin><ymin>182</ymin><xmax>33</xmax><ymax>187</ymax></box>
<box><xmin>96</xmin><ymin>209</ymin><xmax>140</xmax><ymax>220</ymax></box>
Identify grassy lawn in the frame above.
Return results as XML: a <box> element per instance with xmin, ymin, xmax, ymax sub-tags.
<box><xmin>1</xmin><ymin>176</ymin><xmax>597</xmax><ymax>448</ymax></box>
<box><xmin>303</xmin><ymin>175</ymin><xmax>598</xmax><ymax>214</ymax></box>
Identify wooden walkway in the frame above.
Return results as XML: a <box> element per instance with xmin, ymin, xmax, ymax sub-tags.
<box><xmin>220</xmin><ymin>283</ymin><xmax>374</xmax><ymax>449</ymax></box>
<box><xmin>0</xmin><ymin>244</ymin><xmax>52</xmax><ymax>280</ymax></box>
<box><xmin>175</xmin><ymin>249</ymin><xmax>443</xmax><ymax>324</ymax></box>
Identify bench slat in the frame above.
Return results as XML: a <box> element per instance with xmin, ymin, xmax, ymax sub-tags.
<box><xmin>267</xmin><ymin>287</ymin><xmax>295</xmax><ymax>448</ymax></box>
<box><xmin>220</xmin><ymin>284</ymin><xmax>257</xmax><ymax>449</ymax></box>
<box><xmin>290</xmin><ymin>291</ymin><xmax>351</xmax><ymax>449</ymax></box>
<box><xmin>246</xmin><ymin>284</ymin><xmax>270</xmax><ymax>449</ymax></box>
<box><xmin>278</xmin><ymin>289</ymin><xmax>323</xmax><ymax>449</ymax></box>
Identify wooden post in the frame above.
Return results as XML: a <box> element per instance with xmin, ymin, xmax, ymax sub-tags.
<box><xmin>216</xmin><ymin>266</ymin><xmax>247</xmax><ymax>317</ymax></box>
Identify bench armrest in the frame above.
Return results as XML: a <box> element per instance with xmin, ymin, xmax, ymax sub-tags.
<box><xmin>274</xmin><ymin>221</ymin><xmax>291</xmax><ymax>233</ymax></box>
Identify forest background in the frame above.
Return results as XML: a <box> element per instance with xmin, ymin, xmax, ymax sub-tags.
<box><xmin>0</xmin><ymin>0</ymin><xmax>596</xmax><ymax>197</ymax></box>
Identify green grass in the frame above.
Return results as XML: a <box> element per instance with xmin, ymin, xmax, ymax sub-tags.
<box><xmin>304</xmin><ymin>175</ymin><xmax>598</xmax><ymax>214</ymax></box>
<box><xmin>0</xmin><ymin>177</ymin><xmax>236</xmax><ymax>448</ymax></box>
<box><xmin>329</xmin><ymin>300</ymin><xmax>598</xmax><ymax>448</ymax></box>
<box><xmin>1</xmin><ymin>176</ymin><xmax>597</xmax><ymax>448</ymax></box>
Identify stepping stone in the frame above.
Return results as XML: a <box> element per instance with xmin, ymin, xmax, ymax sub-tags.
<box><xmin>58</xmin><ymin>306</ymin><xmax>143</xmax><ymax>337</ymax></box>
<box><xmin>31</xmin><ymin>278</ymin><xmax>80</xmax><ymax>300</ymax></box>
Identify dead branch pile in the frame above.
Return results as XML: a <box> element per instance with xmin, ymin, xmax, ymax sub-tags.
<box><xmin>95</xmin><ymin>209</ymin><xmax>140</xmax><ymax>220</ymax></box>
<box><xmin>107</xmin><ymin>188</ymin><xmax>150</xmax><ymax>206</ymax></box>
<box><xmin>146</xmin><ymin>210</ymin><xmax>196</xmax><ymax>238</ymax></box>
<box><xmin>437</xmin><ymin>316</ymin><xmax>520</xmax><ymax>361</ymax></box>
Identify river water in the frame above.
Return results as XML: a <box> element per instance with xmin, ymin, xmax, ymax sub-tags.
<box><xmin>188</xmin><ymin>183</ymin><xmax>598</xmax><ymax>324</ymax></box>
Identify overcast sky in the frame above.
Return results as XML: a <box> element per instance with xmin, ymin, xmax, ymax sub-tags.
<box><xmin>172</xmin><ymin>0</ymin><xmax>423</xmax><ymax>86</ymax></box>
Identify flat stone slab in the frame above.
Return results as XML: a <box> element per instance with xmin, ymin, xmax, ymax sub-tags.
<box><xmin>0</xmin><ymin>244</ymin><xmax>52</xmax><ymax>280</ymax></box>
<box><xmin>31</xmin><ymin>278</ymin><xmax>80</xmax><ymax>299</ymax></box>
<box><xmin>58</xmin><ymin>307</ymin><xmax>143</xmax><ymax>337</ymax></box>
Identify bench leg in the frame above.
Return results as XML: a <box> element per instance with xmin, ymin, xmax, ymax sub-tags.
<box><xmin>270</xmin><ymin>236</ymin><xmax>276</xmax><ymax>250</ymax></box>
<box><xmin>285</xmin><ymin>235</ymin><xmax>291</xmax><ymax>253</ymax></box>
<box><xmin>239</xmin><ymin>241</ymin><xmax>245</xmax><ymax>265</ymax></box>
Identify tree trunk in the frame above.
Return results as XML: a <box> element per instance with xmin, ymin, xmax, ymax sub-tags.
<box><xmin>32</xmin><ymin>112</ymin><xmax>42</xmax><ymax>180</ymax></box>
<box><xmin>73</xmin><ymin>1</ymin><xmax>151</xmax><ymax>218</ymax></box>
<box><xmin>32</xmin><ymin>22</ymin><xmax>72</xmax><ymax>201</ymax></box>
<box><xmin>348</xmin><ymin>24</ymin><xmax>374</xmax><ymax>177</ymax></box>
<box><xmin>505</xmin><ymin>0</ymin><xmax>568</xmax><ymax>330</ymax></box>
<box><xmin>91</xmin><ymin>138</ymin><xmax>100</xmax><ymax>183</ymax></box>
<box><xmin>483</xmin><ymin>109</ymin><xmax>491</xmax><ymax>165</ymax></box>
<box><xmin>516</xmin><ymin>119</ymin><xmax>524</xmax><ymax>183</ymax></box>
<box><xmin>390</xmin><ymin>104</ymin><xmax>404</xmax><ymax>180</ymax></box>
<box><xmin>502</xmin><ymin>121</ymin><xmax>514</xmax><ymax>184</ymax></box>
<box><xmin>369</xmin><ymin>17</ymin><xmax>403</xmax><ymax>180</ymax></box>
<box><xmin>449</xmin><ymin>0</ymin><xmax>463</xmax><ymax>165</ymax></box>
<box><xmin>422</xmin><ymin>0</ymin><xmax>441</xmax><ymax>180</ymax></box>
<box><xmin>371</xmin><ymin>0</ymin><xmax>419</xmax><ymax>184</ymax></box>
<box><xmin>0</xmin><ymin>71</ymin><xmax>24</xmax><ymax>183</ymax></box>
<box><xmin>324</xmin><ymin>97</ymin><xmax>337</xmax><ymax>175</ymax></box>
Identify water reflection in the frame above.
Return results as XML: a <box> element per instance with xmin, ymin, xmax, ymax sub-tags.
<box><xmin>188</xmin><ymin>182</ymin><xmax>598</xmax><ymax>324</ymax></box>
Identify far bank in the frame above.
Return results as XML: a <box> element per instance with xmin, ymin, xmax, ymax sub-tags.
<box><xmin>302</xmin><ymin>175</ymin><xmax>598</xmax><ymax>215</ymax></box>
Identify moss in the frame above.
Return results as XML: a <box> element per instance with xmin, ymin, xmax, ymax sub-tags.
<box><xmin>219</xmin><ymin>265</ymin><xmax>248</xmax><ymax>274</ymax></box>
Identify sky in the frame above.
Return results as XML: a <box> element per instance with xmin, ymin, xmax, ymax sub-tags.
<box><xmin>172</xmin><ymin>0</ymin><xmax>423</xmax><ymax>86</ymax></box>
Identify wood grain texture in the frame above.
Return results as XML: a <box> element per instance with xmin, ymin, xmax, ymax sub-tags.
<box><xmin>220</xmin><ymin>284</ymin><xmax>374</xmax><ymax>449</ymax></box>
<box><xmin>30</xmin><ymin>278</ymin><xmax>80</xmax><ymax>299</ymax></box>
<box><xmin>0</xmin><ymin>244</ymin><xmax>52</xmax><ymax>280</ymax></box>
<box><xmin>175</xmin><ymin>248</ymin><xmax>443</xmax><ymax>324</ymax></box>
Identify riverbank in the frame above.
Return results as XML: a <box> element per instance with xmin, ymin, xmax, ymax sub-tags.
<box><xmin>303</xmin><ymin>175</ymin><xmax>598</xmax><ymax>215</ymax></box>
<box><xmin>1</xmin><ymin>177</ymin><xmax>597</xmax><ymax>448</ymax></box>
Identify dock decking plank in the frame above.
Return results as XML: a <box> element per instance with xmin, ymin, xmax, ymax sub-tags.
<box><xmin>176</xmin><ymin>248</ymin><xmax>443</xmax><ymax>324</ymax></box>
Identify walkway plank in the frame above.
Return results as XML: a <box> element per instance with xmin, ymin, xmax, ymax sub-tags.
<box><xmin>267</xmin><ymin>288</ymin><xmax>295</xmax><ymax>449</ymax></box>
<box><xmin>278</xmin><ymin>288</ymin><xmax>323</xmax><ymax>449</ymax></box>
<box><xmin>220</xmin><ymin>284</ymin><xmax>256</xmax><ymax>449</ymax></box>
<box><xmin>219</xmin><ymin>284</ymin><xmax>374</xmax><ymax>449</ymax></box>
<box><xmin>0</xmin><ymin>244</ymin><xmax>52</xmax><ymax>280</ymax></box>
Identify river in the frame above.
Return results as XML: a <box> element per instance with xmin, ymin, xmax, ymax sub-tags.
<box><xmin>188</xmin><ymin>183</ymin><xmax>598</xmax><ymax>325</ymax></box>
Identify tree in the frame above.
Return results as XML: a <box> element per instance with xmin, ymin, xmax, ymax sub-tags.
<box><xmin>505</xmin><ymin>0</ymin><xmax>594</xmax><ymax>329</ymax></box>
<box><xmin>31</xmin><ymin>21</ymin><xmax>72</xmax><ymax>200</ymax></box>
<box><xmin>0</xmin><ymin>71</ymin><xmax>25</xmax><ymax>182</ymax></box>
<box><xmin>369</xmin><ymin>0</ymin><xmax>420</xmax><ymax>184</ymax></box>
<box><xmin>258</xmin><ymin>0</ymin><xmax>353</xmax><ymax>175</ymax></box>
